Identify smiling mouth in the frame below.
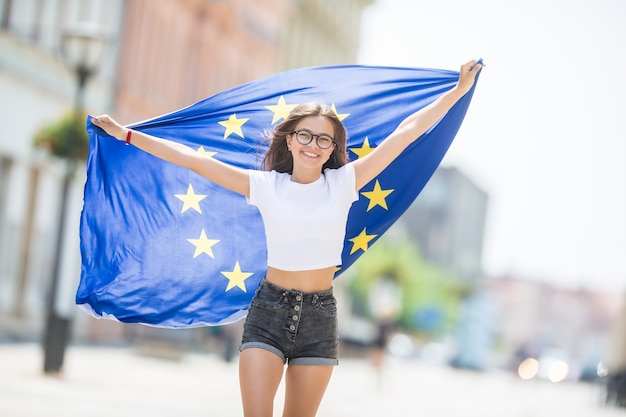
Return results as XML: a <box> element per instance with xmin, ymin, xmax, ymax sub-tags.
<box><xmin>301</xmin><ymin>151</ymin><xmax>319</xmax><ymax>158</ymax></box>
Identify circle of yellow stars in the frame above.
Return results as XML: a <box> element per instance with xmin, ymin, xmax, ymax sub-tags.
<box><xmin>176</xmin><ymin>95</ymin><xmax>394</xmax><ymax>293</ymax></box>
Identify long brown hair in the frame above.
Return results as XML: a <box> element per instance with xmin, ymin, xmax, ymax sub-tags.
<box><xmin>261</xmin><ymin>102</ymin><xmax>348</xmax><ymax>173</ymax></box>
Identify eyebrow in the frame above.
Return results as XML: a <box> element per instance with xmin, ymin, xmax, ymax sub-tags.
<box><xmin>297</xmin><ymin>128</ymin><xmax>333</xmax><ymax>137</ymax></box>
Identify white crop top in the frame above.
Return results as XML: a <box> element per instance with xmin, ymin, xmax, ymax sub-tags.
<box><xmin>247</xmin><ymin>164</ymin><xmax>358</xmax><ymax>271</ymax></box>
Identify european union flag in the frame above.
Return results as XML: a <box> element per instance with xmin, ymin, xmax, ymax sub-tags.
<box><xmin>78</xmin><ymin>64</ymin><xmax>481</xmax><ymax>328</ymax></box>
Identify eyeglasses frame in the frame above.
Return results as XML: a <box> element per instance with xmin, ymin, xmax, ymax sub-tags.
<box><xmin>289</xmin><ymin>129</ymin><xmax>336</xmax><ymax>150</ymax></box>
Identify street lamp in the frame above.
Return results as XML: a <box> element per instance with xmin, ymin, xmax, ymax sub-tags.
<box><xmin>42</xmin><ymin>25</ymin><xmax>107</xmax><ymax>374</ymax></box>
<box><xmin>61</xmin><ymin>26</ymin><xmax>108</xmax><ymax>113</ymax></box>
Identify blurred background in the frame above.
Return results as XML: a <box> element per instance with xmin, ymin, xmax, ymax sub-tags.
<box><xmin>0</xmin><ymin>0</ymin><xmax>625</xmax><ymax>416</ymax></box>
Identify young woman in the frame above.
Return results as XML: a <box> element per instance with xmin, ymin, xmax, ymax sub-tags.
<box><xmin>91</xmin><ymin>59</ymin><xmax>482</xmax><ymax>417</ymax></box>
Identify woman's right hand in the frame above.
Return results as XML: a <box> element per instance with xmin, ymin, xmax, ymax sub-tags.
<box><xmin>91</xmin><ymin>114</ymin><xmax>128</xmax><ymax>141</ymax></box>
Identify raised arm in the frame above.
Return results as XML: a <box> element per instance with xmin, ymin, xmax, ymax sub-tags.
<box><xmin>91</xmin><ymin>116</ymin><xmax>251</xmax><ymax>197</ymax></box>
<box><xmin>351</xmin><ymin>59</ymin><xmax>483</xmax><ymax>191</ymax></box>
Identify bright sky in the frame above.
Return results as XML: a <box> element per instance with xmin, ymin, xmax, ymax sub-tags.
<box><xmin>357</xmin><ymin>0</ymin><xmax>626</xmax><ymax>291</ymax></box>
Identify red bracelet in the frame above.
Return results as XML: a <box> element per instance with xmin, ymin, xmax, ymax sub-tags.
<box><xmin>125</xmin><ymin>130</ymin><xmax>132</xmax><ymax>145</ymax></box>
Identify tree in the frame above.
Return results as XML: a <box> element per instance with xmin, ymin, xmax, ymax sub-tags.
<box><xmin>347</xmin><ymin>235</ymin><xmax>464</xmax><ymax>337</ymax></box>
<box><xmin>33</xmin><ymin>111</ymin><xmax>89</xmax><ymax>161</ymax></box>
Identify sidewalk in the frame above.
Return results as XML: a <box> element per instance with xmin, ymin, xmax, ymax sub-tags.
<box><xmin>1</xmin><ymin>343</ymin><xmax>623</xmax><ymax>417</ymax></box>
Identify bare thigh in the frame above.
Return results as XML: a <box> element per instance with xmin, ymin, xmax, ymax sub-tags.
<box><xmin>239</xmin><ymin>348</ymin><xmax>285</xmax><ymax>417</ymax></box>
<box><xmin>282</xmin><ymin>364</ymin><xmax>334</xmax><ymax>417</ymax></box>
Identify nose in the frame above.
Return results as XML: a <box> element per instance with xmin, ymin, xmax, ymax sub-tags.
<box><xmin>307</xmin><ymin>140</ymin><xmax>321</xmax><ymax>149</ymax></box>
<box><xmin>298</xmin><ymin>137</ymin><xmax>321</xmax><ymax>150</ymax></box>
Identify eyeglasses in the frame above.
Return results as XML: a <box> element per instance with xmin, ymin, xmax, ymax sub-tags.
<box><xmin>290</xmin><ymin>129</ymin><xmax>335</xmax><ymax>150</ymax></box>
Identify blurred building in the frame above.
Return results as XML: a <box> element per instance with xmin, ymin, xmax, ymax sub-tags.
<box><xmin>605</xmin><ymin>294</ymin><xmax>626</xmax><ymax>406</ymax></box>
<box><xmin>391</xmin><ymin>165</ymin><xmax>621</xmax><ymax>377</ymax></box>
<box><xmin>280</xmin><ymin>0</ymin><xmax>372</xmax><ymax>69</ymax></box>
<box><xmin>606</xmin><ymin>294</ymin><xmax>626</xmax><ymax>374</ymax></box>
<box><xmin>0</xmin><ymin>0</ymin><xmax>124</xmax><ymax>341</ymax></box>
<box><xmin>113</xmin><ymin>0</ymin><xmax>292</xmax><ymax>124</ymax></box>
<box><xmin>0</xmin><ymin>0</ymin><xmax>373</xmax><ymax>345</ymax></box>
<box><xmin>398</xmin><ymin>166</ymin><xmax>488</xmax><ymax>282</ymax></box>
<box><xmin>486</xmin><ymin>275</ymin><xmax>623</xmax><ymax>378</ymax></box>
<box><xmin>113</xmin><ymin>0</ymin><xmax>373</xmax><ymax>124</ymax></box>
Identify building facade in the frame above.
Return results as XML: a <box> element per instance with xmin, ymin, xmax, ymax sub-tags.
<box><xmin>280</xmin><ymin>0</ymin><xmax>373</xmax><ymax>70</ymax></box>
<box><xmin>0</xmin><ymin>0</ymin><xmax>124</xmax><ymax>340</ymax></box>
<box><xmin>485</xmin><ymin>275</ymin><xmax>623</xmax><ymax>381</ymax></box>
<box><xmin>112</xmin><ymin>0</ymin><xmax>374</xmax><ymax>124</ymax></box>
<box><xmin>0</xmin><ymin>0</ymin><xmax>374</xmax><ymax>343</ymax></box>
<box><xmin>398</xmin><ymin>166</ymin><xmax>489</xmax><ymax>282</ymax></box>
<box><xmin>112</xmin><ymin>0</ymin><xmax>293</xmax><ymax>124</ymax></box>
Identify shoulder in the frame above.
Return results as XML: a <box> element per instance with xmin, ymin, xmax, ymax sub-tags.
<box><xmin>324</xmin><ymin>164</ymin><xmax>357</xmax><ymax>201</ymax></box>
<box><xmin>323</xmin><ymin>163</ymin><xmax>355</xmax><ymax>183</ymax></box>
<box><xmin>248</xmin><ymin>169</ymin><xmax>289</xmax><ymax>199</ymax></box>
<box><xmin>249</xmin><ymin>169</ymin><xmax>285</xmax><ymax>183</ymax></box>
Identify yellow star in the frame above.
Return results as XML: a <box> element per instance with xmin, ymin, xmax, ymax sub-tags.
<box><xmin>197</xmin><ymin>146</ymin><xmax>217</xmax><ymax>158</ymax></box>
<box><xmin>331</xmin><ymin>103</ymin><xmax>349</xmax><ymax>121</ymax></box>
<box><xmin>187</xmin><ymin>229</ymin><xmax>220</xmax><ymax>258</ymax></box>
<box><xmin>218</xmin><ymin>113</ymin><xmax>249</xmax><ymax>139</ymax></box>
<box><xmin>175</xmin><ymin>184</ymin><xmax>207</xmax><ymax>214</ymax></box>
<box><xmin>221</xmin><ymin>261</ymin><xmax>253</xmax><ymax>292</ymax></box>
<box><xmin>361</xmin><ymin>180</ymin><xmax>394</xmax><ymax>211</ymax></box>
<box><xmin>350</xmin><ymin>137</ymin><xmax>375</xmax><ymax>159</ymax></box>
<box><xmin>265</xmin><ymin>96</ymin><xmax>298</xmax><ymax>124</ymax></box>
<box><xmin>348</xmin><ymin>228</ymin><xmax>377</xmax><ymax>255</ymax></box>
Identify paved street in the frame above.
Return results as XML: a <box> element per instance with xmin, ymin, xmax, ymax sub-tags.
<box><xmin>1</xmin><ymin>343</ymin><xmax>624</xmax><ymax>417</ymax></box>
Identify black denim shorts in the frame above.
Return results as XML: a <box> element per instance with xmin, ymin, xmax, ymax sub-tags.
<box><xmin>239</xmin><ymin>278</ymin><xmax>339</xmax><ymax>366</ymax></box>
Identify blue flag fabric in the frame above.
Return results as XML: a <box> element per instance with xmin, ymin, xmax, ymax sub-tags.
<box><xmin>78</xmin><ymin>64</ymin><xmax>481</xmax><ymax>328</ymax></box>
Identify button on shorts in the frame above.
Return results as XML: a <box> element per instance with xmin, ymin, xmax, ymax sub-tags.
<box><xmin>240</xmin><ymin>278</ymin><xmax>339</xmax><ymax>366</ymax></box>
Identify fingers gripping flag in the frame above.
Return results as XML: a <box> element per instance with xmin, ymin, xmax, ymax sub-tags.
<box><xmin>78</xmin><ymin>64</ymin><xmax>481</xmax><ymax>328</ymax></box>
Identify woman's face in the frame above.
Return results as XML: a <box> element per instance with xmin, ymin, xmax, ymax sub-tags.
<box><xmin>287</xmin><ymin>115</ymin><xmax>336</xmax><ymax>172</ymax></box>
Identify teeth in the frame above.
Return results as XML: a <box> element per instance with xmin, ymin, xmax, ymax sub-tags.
<box><xmin>303</xmin><ymin>152</ymin><xmax>318</xmax><ymax>157</ymax></box>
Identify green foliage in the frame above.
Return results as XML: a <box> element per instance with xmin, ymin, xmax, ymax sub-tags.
<box><xmin>33</xmin><ymin>111</ymin><xmax>89</xmax><ymax>161</ymax></box>
<box><xmin>347</xmin><ymin>235</ymin><xmax>464</xmax><ymax>337</ymax></box>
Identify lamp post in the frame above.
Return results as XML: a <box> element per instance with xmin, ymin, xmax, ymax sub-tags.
<box><xmin>42</xmin><ymin>26</ymin><xmax>106</xmax><ymax>374</ymax></box>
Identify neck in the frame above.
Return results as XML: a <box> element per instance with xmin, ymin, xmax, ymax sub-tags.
<box><xmin>290</xmin><ymin>167</ymin><xmax>322</xmax><ymax>184</ymax></box>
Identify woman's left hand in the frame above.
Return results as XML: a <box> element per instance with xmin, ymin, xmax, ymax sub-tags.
<box><xmin>457</xmin><ymin>59</ymin><xmax>484</xmax><ymax>94</ymax></box>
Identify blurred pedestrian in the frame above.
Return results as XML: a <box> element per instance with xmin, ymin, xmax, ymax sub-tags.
<box><xmin>91</xmin><ymin>59</ymin><xmax>482</xmax><ymax>417</ymax></box>
<box><xmin>605</xmin><ymin>294</ymin><xmax>626</xmax><ymax>407</ymax></box>
<box><xmin>368</xmin><ymin>276</ymin><xmax>401</xmax><ymax>387</ymax></box>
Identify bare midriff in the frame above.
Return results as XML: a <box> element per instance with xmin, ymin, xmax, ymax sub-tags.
<box><xmin>265</xmin><ymin>266</ymin><xmax>336</xmax><ymax>293</ymax></box>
